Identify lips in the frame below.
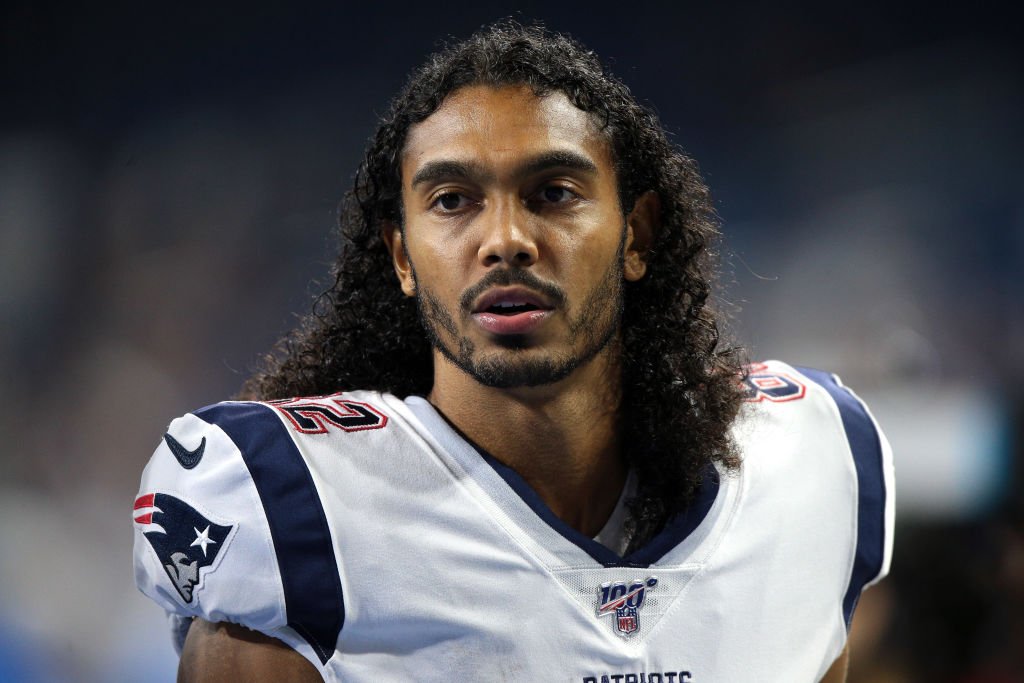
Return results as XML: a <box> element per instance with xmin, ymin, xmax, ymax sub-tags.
<box><xmin>471</xmin><ymin>287</ymin><xmax>554</xmax><ymax>335</ymax></box>
<box><xmin>472</xmin><ymin>287</ymin><xmax>552</xmax><ymax>314</ymax></box>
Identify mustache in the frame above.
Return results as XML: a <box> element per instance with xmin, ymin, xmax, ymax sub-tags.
<box><xmin>459</xmin><ymin>269</ymin><xmax>567</xmax><ymax>313</ymax></box>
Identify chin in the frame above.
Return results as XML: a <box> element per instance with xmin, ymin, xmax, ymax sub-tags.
<box><xmin>490</xmin><ymin>334</ymin><xmax>533</xmax><ymax>350</ymax></box>
<box><xmin>465</xmin><ymin>349</ymin><xmax>583</xmax><ymax>389</ymax></box>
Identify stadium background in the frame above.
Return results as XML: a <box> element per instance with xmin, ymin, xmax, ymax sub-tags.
<box><xmin>1</xmin><ymin>2</ymin><xmax>1021</xmax><ymax>680</ymax></box>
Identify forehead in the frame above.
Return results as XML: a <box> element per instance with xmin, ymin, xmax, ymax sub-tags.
<box><xmin>401</xmin><ymin>84</ymin><xmax>613</xmax><ymax>178</ymax></box>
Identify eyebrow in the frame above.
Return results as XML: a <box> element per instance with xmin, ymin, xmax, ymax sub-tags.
<box><xmin>411</xmin><ymin>160</ymin><xmax>492</xmax><ymax>189</ymax></box>
<box><xmin>519</xmin><ymin>150</ymin><xmax>599</xmax><ymax>178</ymax></box>
<box><xmin>410</xmin><ymin>150</ymin><xmax>599</xmax><ymax>189</ymax></box>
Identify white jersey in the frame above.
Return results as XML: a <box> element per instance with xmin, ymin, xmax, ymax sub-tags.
<box><xmin>132</xmin><ymin>360</ymin><xmax>894</xmax><ymax>682</ymax></box>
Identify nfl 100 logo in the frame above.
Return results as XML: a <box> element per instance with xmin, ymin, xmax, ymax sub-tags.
<box><xmin>596</xmin><ymin>577</ymin><xmax>658</xmax><ymax>637</ymax></box>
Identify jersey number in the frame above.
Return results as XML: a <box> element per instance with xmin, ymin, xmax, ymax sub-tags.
<box><xmin>270</xmin><ymin>397</ymin><xmax>388</xmax><ymax>433</ymax></box>
<box><xmin>741</xmin><ymin>367</ymin><xmax>806</xmax><ymax>403</ymax></box>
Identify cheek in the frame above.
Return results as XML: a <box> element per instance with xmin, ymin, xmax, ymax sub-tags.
<box><xmin>406</xmin><ymin>240</ymin><xmax>465</xmax><ymax>296</ymax></box>
<box><xmin>560</xmin><ymin>225</ymin><xmax>623</xmax><ymax>273</ymax></box>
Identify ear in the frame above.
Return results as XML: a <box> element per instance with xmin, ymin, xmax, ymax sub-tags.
<box><xmin>623</xmin><ymin>191</ymin><xmax>660</xmax><ymax>282</ymax></box>
<box><xmin>380</xmin><ymin>221</ymin><xmax>417</xmax><ymax>297</ymax></box>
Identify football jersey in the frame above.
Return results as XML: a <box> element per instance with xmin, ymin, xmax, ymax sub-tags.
<box><xmin>132</xmin><ymin>360</ymin><xmax>894</xmax><ymax>682</ymax></box>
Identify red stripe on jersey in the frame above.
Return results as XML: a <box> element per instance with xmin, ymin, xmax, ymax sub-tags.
<box><xmin>134</xmin><ymin>513</ymin><xmax>153</xmax><ymax>524</ymax></box>
<box><xmin>134</xmin><ymin>493</ymin><xmax>155</xmax><ymax>510</ymax></box>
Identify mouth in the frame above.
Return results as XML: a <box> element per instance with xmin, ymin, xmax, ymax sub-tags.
<box><xmin>483</xmin><ymin>301</ymin><xmax>543</xmax><ymax>315</ymax></box>
<box><xmin>470</xmin><ymin>287</ymin><xmax>554</xmax><ymax>335</ymax></box>
<box><xmin>472</xmin><ymin>287</ymin><xmax>553</xmax><ymax>315</ymax></box>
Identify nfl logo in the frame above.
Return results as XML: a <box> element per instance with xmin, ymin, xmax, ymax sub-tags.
<box><xmin>616</xmin><ymin>607</ymin><xmax>639</xmax><ymax>635</ymax></box>
<box><xmin>596</xmin><ymin>577</ymin><xmax>657</xmax><ymax>638</ymax></box>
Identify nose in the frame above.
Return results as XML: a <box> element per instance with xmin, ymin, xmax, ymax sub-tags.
<box><xmin>477</xmin><ymin>198</ymin><xmax>539</xmax><ymax>268</ymax></box>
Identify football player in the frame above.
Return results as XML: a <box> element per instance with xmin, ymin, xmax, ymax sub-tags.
<box><xmin>133</xmin><ymin>20</ymin><xmax>893</xmax><ymax>682</ymax></box>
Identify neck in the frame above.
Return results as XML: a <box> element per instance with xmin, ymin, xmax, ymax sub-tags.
<box><xmin>427</xmin><ymin>344</ymin><xmax>627</xmax><ymax>537</ymax></box>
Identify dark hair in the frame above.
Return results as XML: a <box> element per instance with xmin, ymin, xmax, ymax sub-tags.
<box><xmin>243</xmin><ymin>20</ymin><xmax>746</xmax><ymax>546</ymax></box>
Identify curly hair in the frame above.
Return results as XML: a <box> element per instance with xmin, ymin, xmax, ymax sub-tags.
<box><xmin>243</xmin><ymin>20</ymin><xmax>746</xmax><ymax>546</ymax></box>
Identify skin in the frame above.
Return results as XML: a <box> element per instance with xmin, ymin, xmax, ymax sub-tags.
<box><xmin>178</xmin><ymin>84</ymin><xmax>850</xmax><ymax>682</ymax></box>
<box><xmin>387</xmin><ymin>84</ymin><xmax>655</xmax><ymax>535</ymax></box>
<box><xmin>178</xmin><ymin>620</ymin><xmax>320</xmax><ymax>682</ymax></box>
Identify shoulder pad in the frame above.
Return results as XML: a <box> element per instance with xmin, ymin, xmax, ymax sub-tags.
<box><xmin>132</xmin><ymin>401</ymin><xmax>344</xmax><ymax>665</ymax></box>
<box><xmin>790</xmin><ymin>364</ymin><xmax>896</xmax><ymax>627</ymax></box>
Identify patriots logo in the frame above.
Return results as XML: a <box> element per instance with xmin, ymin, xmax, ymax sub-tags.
<box><xmin>133</xmin><ymin>493</ymin><xmax>234</xmax><ymax>603</ymax></box>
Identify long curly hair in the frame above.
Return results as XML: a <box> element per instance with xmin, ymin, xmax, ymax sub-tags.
<box><xmin>243</xmin><ymin>20</ymin><xmax>746</xmax><ymax>545</ymax></box>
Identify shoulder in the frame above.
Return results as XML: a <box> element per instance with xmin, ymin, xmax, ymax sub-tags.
<box><xmin>737</xmin><ymin>360</ymin><xmax>896</xmax><ymax>624</ymax></box>
<box><xmin>132</xmin><ymin>400</ymin><xmax>298</xmax><ymax>626</ymax></box>
<box><xmin>132</xmin><ymin>391</ymin><xmax>395</xmax><ymax>671</ymax></box>
<box><xmin>739</xmin><ymin>360</ymin><xmax>889</xmax><ymax>462</ymax></box>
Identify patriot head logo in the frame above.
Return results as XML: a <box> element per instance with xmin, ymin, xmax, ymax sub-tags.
<box><xmin>596</xmin><ymin>577</ymin><xmax>658</xmax><ymax>638</ymax></box>
<box><xmin>133</xmin><ymin>493</ymin><xmax>234</xmax><ymax>603</ymax></box>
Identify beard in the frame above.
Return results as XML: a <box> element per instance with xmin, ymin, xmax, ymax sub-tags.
<box><xmin>412</xmin><ymin>239</ymin><xmax>626</xmax><ymax>389</ymax></box>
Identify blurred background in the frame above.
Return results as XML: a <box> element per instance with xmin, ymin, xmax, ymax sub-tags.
<box><xmin>1</xmin><ymin>1</ymin><xmax>1021</xmax><ymax>681</ymax></box>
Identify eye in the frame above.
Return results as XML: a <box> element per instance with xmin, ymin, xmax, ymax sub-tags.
<box><xmin>534</xmin><ymin>185</ymin><xmax>577</xmax><ymax>205</ymax></box>
<box><xmin>540</xmin><ymin>185</ymin><xmax>573</xmax><ymax>201</ymax></box>
<box><xmin>431</xmin><ymin>192</ymin><xmax>473</xmax><ymax>212</ymax></box>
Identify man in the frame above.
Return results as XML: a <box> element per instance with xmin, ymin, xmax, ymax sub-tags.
<box><xmin>133</xmin><ymin>21</ymin><xmax>893</xmax><ymax>682</ymax></box>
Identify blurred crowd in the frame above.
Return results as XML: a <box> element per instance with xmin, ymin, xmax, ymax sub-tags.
<box><xmin>1</xmin><ymin>3</ymin><xmax>1020</xmax><ymax>681</ymax></box>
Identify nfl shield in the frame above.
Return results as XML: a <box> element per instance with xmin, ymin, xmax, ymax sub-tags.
<box><xmin>616</xmin><ymin>606</ymin><xmax>639</xmax><ymax>635</ymax></box>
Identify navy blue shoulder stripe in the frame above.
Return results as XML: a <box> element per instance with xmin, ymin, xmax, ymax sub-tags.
<box><xmin>196</xmin><ymin>402</ymin><xmax>343</xmax><ymax>664</ymax></box>
<box><xmin>796</xmin><ymin>367</ymin><xmax>887</xmax><ymax>629</ymax></box>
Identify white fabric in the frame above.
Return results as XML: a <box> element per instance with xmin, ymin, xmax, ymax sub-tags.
<box><xmin>132</xmin><ymin>411</ymin><xmax>286</xmax><ymax>631</ymax></box>
<box><xmin>133</xmin><ymin>360</ymin><xmax>894</xmax><ymax>682</ymax></box>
